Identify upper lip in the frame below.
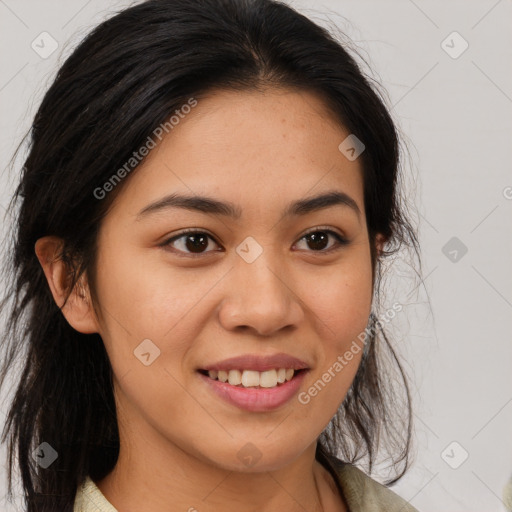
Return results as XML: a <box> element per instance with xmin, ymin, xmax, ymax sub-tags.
<box><xmin>200</xmin><ymin>353</ymin><xmax>310</xmax><ymax>372</ymax></box>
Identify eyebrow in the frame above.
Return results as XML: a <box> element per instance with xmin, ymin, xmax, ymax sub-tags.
<box><xmin>136</xmin><ymin>190</ymin><xmax>361</xmax><ymax>221</ymax></box>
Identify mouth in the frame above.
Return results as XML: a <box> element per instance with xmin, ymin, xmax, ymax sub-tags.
<box><xmin>197</xmin><ymin>368</ymin><xmax>308</xmax><ymax>389</ymax></box>
<box><xmin>196</xmin><ymin>353</ymin><xmax>311</xmax><ymax>411</ymax></box>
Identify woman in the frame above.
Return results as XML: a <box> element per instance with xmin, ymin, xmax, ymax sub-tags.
<box><xmin>0</xmin><ymin>0</ymin><xmax>422</xmax><ymax>510</ymax></box>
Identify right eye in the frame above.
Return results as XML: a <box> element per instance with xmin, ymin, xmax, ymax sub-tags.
<box><xmin>161</xmin><ymin>229</ymin><xmax>223</xmax><ymax>257</ymax></box>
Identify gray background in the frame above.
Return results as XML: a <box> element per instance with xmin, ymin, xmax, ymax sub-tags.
<box><xmin>1</xmin><ymin>0</ymin><xmax>511</xmax><ymax>510</ymax></box>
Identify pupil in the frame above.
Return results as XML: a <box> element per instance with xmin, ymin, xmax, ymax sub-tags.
<box><xmin>186</xmin><ymin>234</ymin><xmax>208</xmax><ymax>253</ymax></box>
<box><xmin>307</xmin><ymin>232</ymin><xmax>328</xmax><ymax>251</ymax></box>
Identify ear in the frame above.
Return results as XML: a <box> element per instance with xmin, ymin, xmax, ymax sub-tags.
<box><xmin>35</xmin><ymin>236</ymin><xmax>99</xmax><ymax>334</ymax></box>
<box><xmin>374</xmin><ymin>233</ymin><xmax>387</xmax><ymax>257</ymax></box>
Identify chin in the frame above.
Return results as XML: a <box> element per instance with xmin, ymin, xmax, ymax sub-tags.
<box><xmin>202</xmin><ymin>440</ymin><xmax>311</xmax><ymax>474</ymax></box>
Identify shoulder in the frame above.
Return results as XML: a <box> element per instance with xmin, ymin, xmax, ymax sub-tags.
<box><xmin>73</xmin><ymin>476</ymin><xmax>118</xmax><ymax>512</ymax></box>
<box><xmin>325</xmin><ymin>455</ymin><xmax>420</xmax><ymax>512</ymax></box>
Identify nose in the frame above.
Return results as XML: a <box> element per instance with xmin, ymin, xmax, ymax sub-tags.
<box><xmin>217</xmin><ymin>250</ymin><xmax>304</xmax><ymax>337</ymax></box>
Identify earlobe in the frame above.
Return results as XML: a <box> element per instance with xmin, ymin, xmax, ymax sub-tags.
<box><xmin>375</xmin><ymin>233</ymin><xmax>387</xmax><ymax>257</ymax></box>
<box><xmin>34</xmin><ymin>236</ymin><xmax>99</xmax><ymax>334</ymax></box>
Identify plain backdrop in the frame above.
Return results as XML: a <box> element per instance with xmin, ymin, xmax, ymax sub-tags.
<box><xmin>0</xmin><ymin>1</ymin><xmax>511</xmax><ymax>511</ymax></box>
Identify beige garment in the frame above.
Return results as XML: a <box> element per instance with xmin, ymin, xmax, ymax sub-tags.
<box><xmin>73</xmin><ymin>475</ymin><xmax>117</xmax><ymax>512</ymax></box>
<box><xmin>73</xmin><ymin>458</ymin><xmax>419</xmax><ymax>512</ymax></box>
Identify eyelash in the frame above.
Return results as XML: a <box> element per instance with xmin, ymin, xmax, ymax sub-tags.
<box><xmin>160</xmin><ymin>227</ymin><xmax>349</xmax><ymax>258</ymax></box>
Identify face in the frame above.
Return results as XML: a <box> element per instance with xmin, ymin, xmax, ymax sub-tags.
<box><xmin>87</xmin><ymin>87</ymin><xmax>377</xmax><ymax>472</ymax></box>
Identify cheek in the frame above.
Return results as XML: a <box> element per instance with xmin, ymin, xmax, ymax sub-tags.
<box><xmin>94</xmin><ymin>244</ymin><xmax>208</xmax><ymax>335</ymax></box>
<box><xmin>91</xmin><ymin>248</ymin><xmax>212</xmax><ymax>423</ymax></box>
<box><xmin>295</xmin><ymin>267</ymin><xmax>372</xmax><ymax>425</ymax></box>
<box><xmin>303</xmin><ymin>258</ymin><xmax>374</xmax><ymax>347</ymax></box>
<box><xmin>295</xmin><ymin>251</ymin><xmax>373</xmax><ymax>414</ymax></box>
<box><xmin>332</xmin><ymin>279</ymin><xmax>373</xmax><ymax>348</ymax></box>
<box><xmin>92</xmin><ymin>245</ymin><xmax>229</xmax><ymax>383</ymax></box>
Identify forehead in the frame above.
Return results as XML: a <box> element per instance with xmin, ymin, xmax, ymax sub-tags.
<box><xmin>109</xmin><ymin>87</ymin><xmax>365</xmax><ymax>220</ymax></box>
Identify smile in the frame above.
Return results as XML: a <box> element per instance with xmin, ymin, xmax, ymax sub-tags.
<box><xmin>197</xmin><ymin>368</ymin><xmax>309</xmax><ymax>412</ymax></box>
<box><xmin>199</xmin><ymin>368</ymin><xmax>305</xmax><ymax>388</ymax></box>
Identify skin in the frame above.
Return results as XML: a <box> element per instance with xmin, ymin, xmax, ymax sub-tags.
<box><xmin>36</xmin><ymin>87</ymin><xmax>384</xmax><ymax>512</ymax></box>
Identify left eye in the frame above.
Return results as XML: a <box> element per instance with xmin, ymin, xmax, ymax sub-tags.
<box><xmin>294</xmin><ymin>229</ymin><xmax>349</xmax><ymax>252</ymax></box>
<box><xmin>161</xmin><ymin>229</ymin><xmax>348</xmax><ymax>257</ymax></box>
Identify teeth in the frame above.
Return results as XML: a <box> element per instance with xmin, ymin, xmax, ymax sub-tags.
<box><xmin>241</xmin><ymin>370</ymin><xmax>260</xmax><ymax>387</ymax></box>
<box><xmin>260</xmin><ymin>369</ymin><xmax>277</xmax><ymax>388</ymax></box>
<box><xmin>206</xmin><ymin>368</ymin><xmax>298</xmax><ymax>388</ymax></box>
<box><xmin>228</xmin><ymin>369</ymin><xmax>242</xmax><ymax>386</ymax></box>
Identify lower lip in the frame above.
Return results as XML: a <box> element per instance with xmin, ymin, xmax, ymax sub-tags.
<box><xmin>198</xmin><ymin>370</ymin><xmax>308</xmax><ymax>412</ymax></box>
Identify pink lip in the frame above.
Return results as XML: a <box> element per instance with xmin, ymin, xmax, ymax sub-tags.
<box><xmin>200</xmin><ymin>353</ymin><xmax>310</xmax><ymax>372</ymax></box>
<box><xmin>198</xmin><ymin>369</ymin><xmax>309</xmax><ymax>412</ymax></box>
